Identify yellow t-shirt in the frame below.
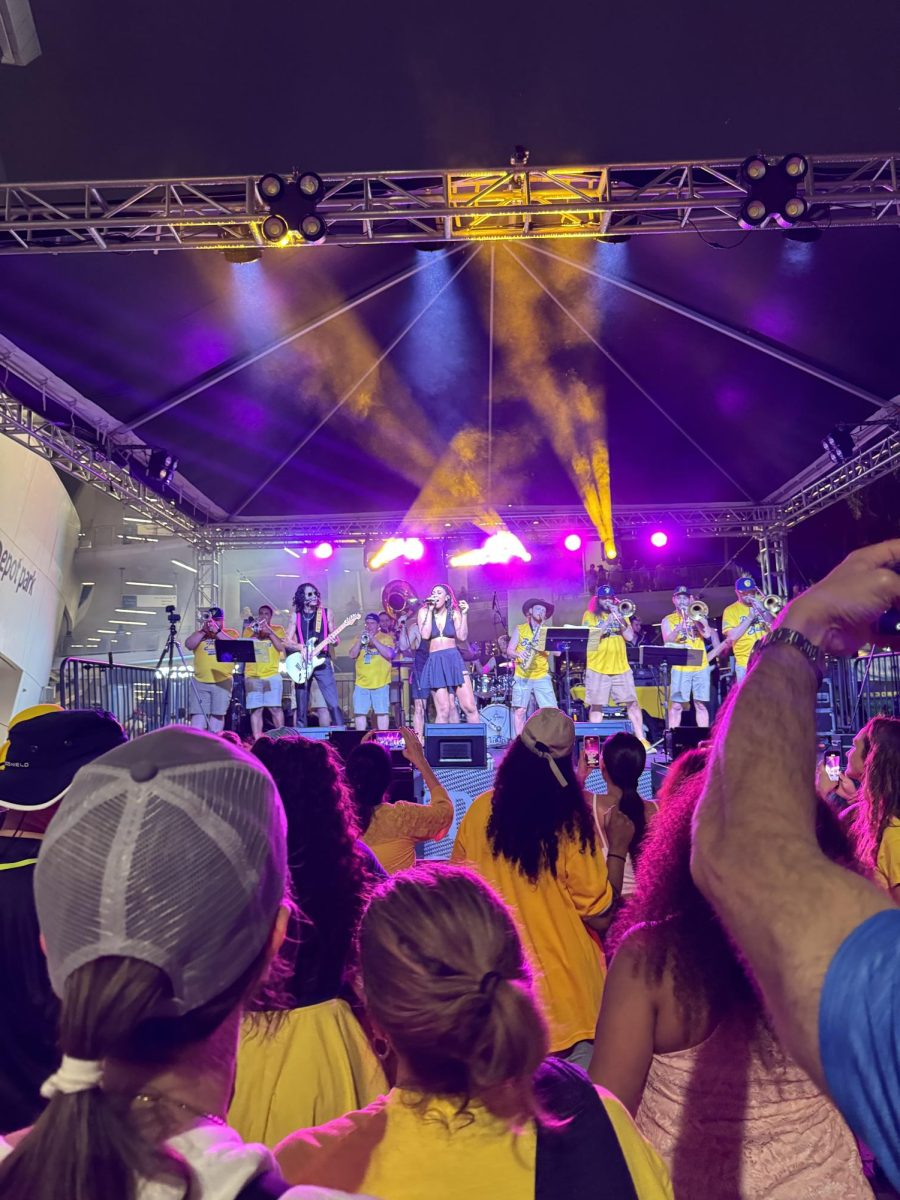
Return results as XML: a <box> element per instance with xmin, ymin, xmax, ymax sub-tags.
<box><xmin>583</xmin><ymin>610</ymin><xmax>629</xmax><ymax>675</ymax></box>
<box><xmin>363</xmin><ymin>792</ymin><xmax>454</xmax><ymax>874</ymax></box>
<box><xmin>275</xmin><ymin>1084</ymin><xmax>673</xmax><ymax>1200</ymax></box>
<box><xmin>513</xmin><ymin>621</ymin><xmax>550</xmax><ymax>680</ymax></box>
<box><xmin>192</xmin><ymin>629</ymin><xmax>239</xmax><ymax>684</ymax></box>
<box><xmin>661</xmin><ymin>612</ymin><xmax>707</xmax><ymax>672</ymax></box>
<box><xmin>452</xmin><ymin>790</ymin><xmax>612</xmax><ymax>1052</ymax></box>
<box><xmin>355</xmin><ymin>633</ymin><xmax>395</xmax><ymax>690</ymax></box>
<box><xmin>722</xmin><ymin>600</ymin><xmax>766</xmax><ymax>668</ymax></box>
<box><xmin>242</xmin><ymin>625</ymin><xmax>286</xmax><ymax>679</ymax></box>
<box><xmin>875</xmin><ymin>818</ymin><xmax>900</xmax><ymax>891</ymax></box>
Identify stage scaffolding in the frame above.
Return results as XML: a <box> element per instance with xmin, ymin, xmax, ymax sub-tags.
<box><xmin>1</xmin><ymin>153</ymin><xmax>899</xmax><ymax>254</ymax></box>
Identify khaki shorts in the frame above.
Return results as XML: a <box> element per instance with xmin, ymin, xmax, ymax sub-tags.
<box><xmin>190</xmin><ymin>679</ymin><xmax>232</xmax><ymax>717</ymax></box>
<box><xmin>585</xmin><ymin>668</ymin><xmax>637</xmax><ymax>707</ymax></box>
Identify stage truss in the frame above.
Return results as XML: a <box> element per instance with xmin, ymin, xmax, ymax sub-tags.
<box><xmin>1</xmin><ymin>153</ymin><xmax>899</xmax><ymax>254</ymax></box>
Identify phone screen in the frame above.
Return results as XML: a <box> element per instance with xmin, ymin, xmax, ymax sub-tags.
<box><xmin>824</xmin><ymin>752</ymin><xmax>841</xmax><ymax>783</ymax></box>
<box><xmin>584</xmin><ymin>736</ymin><xmax>600</xmax><ymax>768</ymax></box>
<box><xmin>372</xmin><ymin>730</ymin><xmax>405</xmax><ymax>752</ymax></box>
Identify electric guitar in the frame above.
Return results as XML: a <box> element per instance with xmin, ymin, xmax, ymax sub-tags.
<box><xmin>284</xmin><ymin>612</ymin><xmax>361</xmax><ymax>685</ymax></box>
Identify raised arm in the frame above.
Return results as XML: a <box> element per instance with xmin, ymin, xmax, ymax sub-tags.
<box><xmin>454</xmin><ymin>600</ymin><xmax>469</xmax><ymax>642</ymax></box>
<box><xmin>417</xmin><ymin>604</ymin><xmax>434</xmax><ymax>641</ymax></box>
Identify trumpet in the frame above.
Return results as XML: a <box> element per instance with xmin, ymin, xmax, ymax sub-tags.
<box><xmin>617</xmin><ymin>599</ymin><xmax>637</xmax><ymax>621</ymax></box>
<box><xmin>599</xmin><ymin>598</ymin><xmax>636</xmax><ymax>635</ymax></box>
<box><xmin>689</xmin><ymin>601</ymin><xmax>709</xmax><ymax>622</ymax></box>
<box><xmin>749</xmin><ymin>594</ymin><xmax>785</xmax><ymax>624</ymax></box>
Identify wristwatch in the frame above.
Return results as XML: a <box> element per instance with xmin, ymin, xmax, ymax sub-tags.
<box><xmin>756</xmin><ymin>626</ymin><xmax>826</xmax><ymax>684</ymax></box>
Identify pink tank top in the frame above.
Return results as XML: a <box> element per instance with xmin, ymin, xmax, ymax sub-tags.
<box><xmin>635</xmin><ymin>1018</ymin><xmax>869</xmax><ymax>1199</ymax></box>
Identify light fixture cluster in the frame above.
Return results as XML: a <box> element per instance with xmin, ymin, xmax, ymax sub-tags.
<box><xmin>257</xmin><ymin>172</ymin><xmax>327</xmax><ymax>244</ymax></box>
<box><xmin>738</xmin><ymin>154</ymin><xmax>810</xmax><ymax>229</ymax></box>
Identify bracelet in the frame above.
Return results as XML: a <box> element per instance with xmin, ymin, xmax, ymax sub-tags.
<box><xmin>607</xmin><ymin>853</ymin><xmax>627</xmax><ymax>863</ymax></box>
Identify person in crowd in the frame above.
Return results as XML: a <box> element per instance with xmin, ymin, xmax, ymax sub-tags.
<box><xmin>506</xmin><ymin>599</ymin><xmax>559</xmax><ymax>735</ymax></box>
<box><xmin>452</xmin><ymin>709</ymin><xmax>626</xmax><ymax>1068</ymax></box>
<box><xmin>583</xmin><ymin>733</ymin><xmax>657</xmax><ymax>899</ymax></box>
<box><xmin>0</xmin><ymin>709</ymin><xmax>127</xmax><ymax>1136</ymax></box>
<box><xmin>661</xmin><ymin>587</ymin><xmax>719</xmax><ymax>730</ymax></box>
<box><xmin>228</xmin><ymin>735</ymin><xmax>386</xmax><ymax>1147</ymax></box>
<box><xmin>719</xmin><ymin>577</ymin><xmax>770</xmax><ymax>685</ymax></box>
<box><xmin>590</xmin><ymin>770</ymin><xmax>871</xmax><ymax>1199</ymax></box>
<box><xmin>185</xmin><ymin>605</ymin><xmax>238</xmax><ymax>733</ymax></box>
<box><xmin>845</xmin><ymin>716</ymin><xmax>900</xmax><ymax>893</ymax></box>
<box><xmin>582</xmin><ymin>585</ymin><xmax>644</xmax><ymax>741</ymax></box>
<box><xmin>345</xmin><ymin>729</ymin><xmax>453</xmax><ymax>874</ymax></box>
<box><xmin>690</xmin><ymin>539</ymin><xmax>900</xmax><ymax>1189</ymax></box>
<box><xmin>815</xmin><ymin>728</ymin><xmax>867</xmax><ymax>813</ymax></box>
<box><xmin>348</xmin><ymin>613</ymin><xmax>396</xmax><ymax>732</ymax></box>
<box><xmin>0</xmin><ymin>726</ymin><xmax>361</xmax><ymax>1200</ymax></box>
<box><xmin>242</xmin><ymin>604</ymin><xmax>287</xmax><ymax>740</ymax></box>
<box><xmin>275</xmin><ymin>864</ymin><xmax>674</xmax><ymax>1199</ymax></box>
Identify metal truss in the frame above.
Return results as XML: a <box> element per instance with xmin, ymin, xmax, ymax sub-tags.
<box><xmin>1</xmin><ymin>153</ymin><xmax>898</xmax><ymax>254</ymax></box>
<box><xmin>777</xmin><ymin>424</ymin><xmax>900</xmax><ymax>530</ymax></box>
<box><xmin>0</xmin><ymin>392</ymin><xmax>210</xmax><ymax>539</ymax></box>
<box><xmin>195</xmin><ymin>543</ymin><xmax>221</xmax><ymax>625</ymax></box>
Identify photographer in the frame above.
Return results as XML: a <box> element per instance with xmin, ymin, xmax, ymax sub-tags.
<box><xmin>184</xmin><ymin>606</ymin><xmax>238</xmax><ymax>733</ymax></box>
<box><xmin>242</xmin><ymin>604</ymin><xmax>287</xmax><ymax>741</ymax></box>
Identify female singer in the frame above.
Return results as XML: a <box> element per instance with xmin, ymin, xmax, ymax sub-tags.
<box><xmin>417</xmin><ymin>584</ymin><xmax>481</xmax><ymax>724</ymax></box>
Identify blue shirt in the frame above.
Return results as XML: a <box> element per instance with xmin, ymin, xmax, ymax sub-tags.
<box><xmin>820</xmin><ymin>908</ymin><xmax>900</xmax><ymax>1188</ymax></box>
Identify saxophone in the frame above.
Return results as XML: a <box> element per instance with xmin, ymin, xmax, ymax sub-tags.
<box><xmin>518</xmin><ymin>622</ymin><xmax>542</xmax><ymax>670</ymax></box>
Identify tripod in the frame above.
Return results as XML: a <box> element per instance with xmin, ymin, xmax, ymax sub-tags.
<box><xmin>156</xmin><ymin>614</ymin><xmax>205</xmax><ymax>728</ymax></box>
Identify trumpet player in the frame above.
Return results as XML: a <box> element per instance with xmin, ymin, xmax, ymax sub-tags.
<box><xmin>662</xmin><ymin>586</ymin><xmax>719</xmax><ymax>729</ymax></box>
<box><xmin>721</xmin><ymin>576</ymin><xmax>774</xmax><ymax>683</ymax></box>
<box><xmin>582</xmin><ymin>584</ymin><xmax>644</xmax><ymax>741</ymax></box>
<box><xmin>241</xmin><ymin>604</ymin><xmax>287</xmax><ymax>740</ymax></box>
<box><xmin>506</xmin><ymin>598</ymin><xmax>559</xmax><ymax>735</ymax></box>
<box><xmin>184</xmin><ymin>606</ymin><xmax>238</xmax><ymax>733</ymax></box>
<box><xmin>417</xmin><ymin>583</ymin><xmax>481</xmax><ymax>724</ymax></box>
<box><xmin>349</xmin><ymin>612</ymin><xmax>396</xmax><ymax>731</ymax></box>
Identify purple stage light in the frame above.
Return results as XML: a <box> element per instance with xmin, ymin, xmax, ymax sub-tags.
<box><xmin>650</xmin><ymin>531</ymin><xmax>669</xmax><ymax>549</ymax></box>
<box><xmin>564</xmin><ymin>533</ymin><xmax>582</xmax><ymax>552</ymax></box>
<box><xmin>312</xmin><ymin>542</ymin><xmax>334</xmax><ymax>560</ymax></box>
<box><xmin>404</xmin><ymin>537</ymin><xmax>425</xmax><ymax>561</ymax></box>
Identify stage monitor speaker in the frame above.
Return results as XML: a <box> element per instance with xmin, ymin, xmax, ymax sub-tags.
<box><xmin>574</xmin><ymin>719</ymin><xmax>631</xmax><ymax>758</ymax></box>
<box><xmin>288</xmin><ymin>725</ymin><xmax>333</xmax><ymax>741</ymax></box>
<box><xmin>425</xmin><ymin>723</ymin><xmax>487</xmax><ymax>769</ymax></box>
<box><xmin>328</xmin><ymin>729</ymin><xmax>366</xmax><ymax>762</ymax></box>
<box><xmin>664</xmin><ymin>727</ymin><xmax>706</xmax><ymax>761</ymax></box>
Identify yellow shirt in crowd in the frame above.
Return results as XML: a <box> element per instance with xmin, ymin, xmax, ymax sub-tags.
<box><xmin>661</xmin><ymin>612</ymin><xmax>707</xmax><ymax>672</ymax></box>
<box><xmin>722</xmin><ymin>600</ymin><xmax>766</xmax><ymax>668</ymax></box>
<box><xmin>275</xmin><ymin>1085</ymin><xmax>674</xmax><ymax>1200</ymax></box>
<box><xmin>452</xmin><ymin>790</ymin><xmax>613</xmax><ymax>1053</ymax></box>
<box><xmin>192</xmin><ymin>630</ymin><xmax>239</xmax><ymax>684</ymax></box>
<box><xmin>354</xmin><ymin>632</ymin><xmax>395</xmax><ymax>690</ymax></box>
<box><xmin>363</xmin><ymin>791</ymin><xmax>453</xmax><ymax>874</ymax></box>
<box><xmin>582</xmin><ymin>610</ymin><xmax>629</xmax><ymax>675</ymax></box>
<box><xmin>876</xmin><ymin>818</ymin><xmax>900</xmax><ymax>891</ymax></box>
<box><xmin>242</xmin><ymin>625</ymin><xmax>286</xmax><ymax>679</ymax></box>
<box><xmin>513</xmin><ymin>621</ymin><xmax>550</xmax><ymax>680</ymax></box>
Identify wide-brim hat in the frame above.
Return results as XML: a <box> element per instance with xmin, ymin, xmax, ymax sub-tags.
<box><xmin>522</xmin><ymin>598</ymin><xmax>555</xmax><ymax>617</ymax></box>
<box><xmin>0</xmin><ymin>709</ymin><xmax>127</xmax><ymax>811</ymax></box>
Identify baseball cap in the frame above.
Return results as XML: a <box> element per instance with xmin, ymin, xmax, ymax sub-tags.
<box><xmin>672</xmin><ymin>585</ymin><xmax>690</xmax><ymax>597</ymax></box>
<box><xmin>735</xmin><ymin>576</ymin><xmax>758</xmax><ymax>593</ymax></box>
<box><xmin>34</xmin><ymin>727</ymin><xmax>287</xmax><ymax>1015</ymax></box>
<box><xmin>0</xmin><ymin>709</ymin><xmax>127</xmax><ymax>811</ymax></box>
<box><xmin>596</xmin><ymin>584</ymin><xmax>616</xmax><ymax>598</ymax></box>
<box><xmin>520</xmin><ymin>709</ymin><xmax>576</xmax><ymax>786</ymax></box>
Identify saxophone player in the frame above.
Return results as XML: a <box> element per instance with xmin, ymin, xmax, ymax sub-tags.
<box><xmin>582</xmin><ymin>585</ymin><xmax>644</xmax><ymax>741</ymax></box>
<box><xmin>661</xmin><ymin>586</ymin><xmax>719</xmax><ymax>729</ymax></box>
<box><xmin>506</xmin><ymin>599</ymin><xmax>558</xmax><ymax>734</ymax></box>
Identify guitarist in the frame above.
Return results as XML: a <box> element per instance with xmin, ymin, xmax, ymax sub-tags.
<box><xmin>283</xmin><ymin>582</ymin><xmax>342</xmax><ymax>727</ymax></box>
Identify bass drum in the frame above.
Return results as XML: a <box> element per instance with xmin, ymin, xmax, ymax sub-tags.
<box><xmin>481</xmin><ymin>703</ymin><xmax>512</xmax><ymax>748</ymax></box>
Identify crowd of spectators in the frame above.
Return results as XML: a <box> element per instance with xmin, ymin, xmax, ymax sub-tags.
<box><xmin>0</xmin><ymin>539</ymin><xmax>898</xmax><ymax>1200</ymax></box>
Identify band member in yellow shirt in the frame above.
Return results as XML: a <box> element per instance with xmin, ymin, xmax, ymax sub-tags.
<box><xmin>349</xmin><ymin>612</ymin><xmax>396</xmax><ymax>730</ymax></box>
<box><xmin>241</xmin><ymin>604</ymin><xmax>287</xmax><ymax>740</ymax></box>
<box><xmin>660</xmin><ymin>586</ymin><xmax>719</xmax><ymax>729</ymax></box>
<box><xmin>582</xmin><ymin>585</ymin><xmax>643</xmax><ymax>741</ymax></box>
<box><xmin>721</xmin><ymin>576</ymin><xmax>772</xmax><ymax>684</ymax></box>
<box><xmin>185</xmin><ymin>606</ymin><xmax>238</xmax><ymax>733</ymax></box>
<box><xmin>506</xmin><ymin>598</ymin><xmax>558</xmax><ymax>735</ymax></box>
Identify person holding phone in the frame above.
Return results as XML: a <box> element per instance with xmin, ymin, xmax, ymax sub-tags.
<box><xmin>345</xmin><ymin>729</ymin><xmax>453</xmax><ymax>874</ymax></box>
<box><xmin>349</xmin><ymin>613</ymin><xmax>396</xmax><ymax>731</ymax></box>
<box><xmin>580</xmin><ymin>733</ymin><xmax>658</xmax><ymax>899</ymax></box>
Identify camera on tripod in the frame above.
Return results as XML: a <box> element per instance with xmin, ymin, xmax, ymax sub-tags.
<box><xmin>165</xmin><ymin>604</ymin><xmax>181</xmax><ymax>625</ymax></box>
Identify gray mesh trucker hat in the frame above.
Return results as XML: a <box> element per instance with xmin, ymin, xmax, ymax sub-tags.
<box><xmin>34</xmin><ymin>727</ymin><xmax>287</xmax><ymax>1014</ymax></box>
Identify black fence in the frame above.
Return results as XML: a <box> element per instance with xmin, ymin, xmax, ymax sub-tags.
<box><xmin>829</xmin><ymin>652</ymin><xmax>900</xmax><ymax>732</ymax></box>
<box><xmin>58</xmin><ymin>658</ymin><xmax>193</xmax><ymax>735</ymax></box>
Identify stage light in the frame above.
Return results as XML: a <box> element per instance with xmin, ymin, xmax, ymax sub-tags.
<box><xmin>404</xmin><ymin>537</ymin><xmax>425</xmax><ymax>561</ymax></box>
<box><xmin>261</xmin><ymin>214</ymin><xmax>289</xmax><ymax>243</ymax></box>
<box><xmin>449</xmin><ymin>530</ymin><xmax>531</xmax><ymax>568</ymax></box>
<box><xmin>223</xmin><ymin>248</ymin><xmax>262</xmax><ymax>265</ymax></box>
<box><xmin>368</xmin><ymin>537</ymin><xmax>425</xmax><ymax>570</ymax></box>
<box><xmin>299</xmin><ymin>212</ymin><xmax>326</xmax><ymax>242</ymax></box>
<box><xmin>741</xmin><ymin>156</ymin><xmax>768</xmax><ymax>183</ymax></box>
<box><xmin>297</xmin><ymin>172</ymin><xmax>324</xmax><ymax>201</ymax></box>
<box><xmin>739</xmin><ymin>198</ymin><xmax>768</xmax><ymax>229</ymax></box>
<box><xmin>823</xmin><ymin>425</ymin><xmax>855</xmax><ymax>466</ymax></box>
<box><xmin>258</xmin><ymin>171</ymin><xmax>327</xmax><ymax>245</ymax></box>
<box><xmin>564</xmin><ymin>533</ymin><xmax>583</xmax><ymax>552</ymax></box>
<box><xmin>739</xmin><ymin>152</ymin><xmax>809</xmax><ymax>231</ymax></box>
<box><xmin>257</xmin><ymin>174</ymin><xmax>286</xmax><ymax>201</ymax></box>
<box><xmin>604</xmin><ymin>544</ymin><xmax>618</xmax><ymax>561</ymax></box>
<box><xmin>650</xmin><ymin>530</ymin><xmax>669</xmax><ymax>548</ymax></box>
<box><xmin>312</xmin><ymin>541</ymin><xmax>334</xmax><ymax>560</ymax></box>
<box><xmin>775</xmin><ymin>196</ymin><xmax>808</xmax><ymax>227</ymax></box>
<box><xmin>147</xmin><ymin>450</ymin><xmax>177</xmax><ymax>484</ymax></box>
<box><xmin>782</xmin><ymin>154</ymin><xmax>809</xmax><ymax>179</ymax></box>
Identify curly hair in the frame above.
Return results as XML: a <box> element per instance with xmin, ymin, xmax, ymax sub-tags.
<box><xmin>345</xmin><ymin>742</ymin><xmax>394</xmax><ymax>833</ymax></box>
<box><xmin>600</xmin><ymin>733</ymin><xmax>648</xmax><ymax>861</ymax></box>
<box><xmin>654</xmin><ymin>747</ymin><xmax>709</xmax><ymax>807</ymax></box>
<box><xmin>850</xmin><ymin>716</ymin><xmax>900</xmax><ymax>870</ymax></box>
<box><xmin>292</xmin><ymin>581</ymin><xmax>321</xmax><ymax>611</ymax></box>
<box><xmin>486</xmin><ymin>738</ymin><xmax>596</xmax><ymax>883</ymax></box>
<box><xmin>608</xmin><ymin>770</ymin><xmax>863</xmax><ymax>1032</ymax></box>
<box><xmin>252</xmin><ymin>736</ymin><xmax>371</xmax><ymax>1007</ymax></box>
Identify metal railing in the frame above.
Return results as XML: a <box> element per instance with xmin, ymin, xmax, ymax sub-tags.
<box><xmin>58</xmin><ymin>658</ymin><xmax>193</xmax><ymax>734</ymax></box>
<box><xmin>828</xmin><ymin>652</ymin><xmax>900</xmax><ymax>731</ymax></box>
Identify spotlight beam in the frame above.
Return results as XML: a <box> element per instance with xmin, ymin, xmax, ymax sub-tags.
<box><xmin>117</xmin><ymin>246</ymin><xmax>468</xmax><ymax>435</ymax></box>
<box><xmin>507</xmin><ymin>245</ymin><xmax>754</xmax><ymax>501</ymax></box>
<box><xmin>231</xmin><ymin>248</ymin><xmax>480</xmax><ymax>518</ymax></box>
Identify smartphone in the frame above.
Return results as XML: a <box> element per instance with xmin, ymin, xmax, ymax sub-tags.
<box><xmin>371</xmin><ymin>730</ymin><xmax>406</xmax><ymax>752</ymax></box>
<box><xmin>583</xmin><ymin>736</ymin><xmax>600</xmax><ymax>768</ymax></box>
<box><xmin>824</xmin><ymin>752</ymin><xmax>841</xmax><ymax>783</ymax></box>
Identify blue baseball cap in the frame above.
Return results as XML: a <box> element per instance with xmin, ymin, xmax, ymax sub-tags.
<box><xmin>596</xmin><ymin>584</ymin><xmax>616</xmax><ymax>598</ymax></box>
<box><xmin>735</xmin><ymin>576</ymin><xmax>758</xmax><ymax>593</ymax></box>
